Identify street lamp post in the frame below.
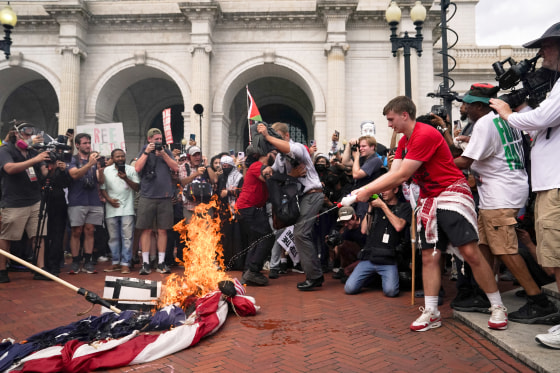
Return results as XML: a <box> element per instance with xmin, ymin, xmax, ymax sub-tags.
<box><xmin>385</xmin><ymin>1</ymin><xmax>427</xmax><ymax>98</ymax></box>
<box><xmin>0</xmin><ymin>3</ymin><xmax>17</xmax><ymax>60</ymax></box>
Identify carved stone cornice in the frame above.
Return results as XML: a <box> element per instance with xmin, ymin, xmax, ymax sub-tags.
<box><xmin>43</xmin><ymin>4</ymin><xmax>92</xmax><ymax>28</ymax></box>
<box><xmin>179</xmin><ymin>2</ymin><xmax>221</xmax><ymax>24</ymax></box>
<box><xmin>317</xmin><ymin>0</ymin><xmax>358</xmax><ymax>19</ymax></box>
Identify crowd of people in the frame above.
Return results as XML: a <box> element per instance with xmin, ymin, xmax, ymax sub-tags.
<box><xmin>0</xmin><ymin>21</ymin><xmax>560</xmax><ymax>350</ymax></box>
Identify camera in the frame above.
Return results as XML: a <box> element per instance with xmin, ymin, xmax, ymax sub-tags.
<box><xmin>492</xmin><ymin>54</ymin><xmax>556</xmax><ymax>109</ymax></box>
<box><xmin>351</xmin><ymin>143</ymin><xmax>359</xmax><ymax>152</ymax></box>
<box><xmin>31</xmin><ymin>133</ymin><xmax>73</xmax><ymax>164</ymax></box>
<box><xmin>325</xmin><ymin>229</ymin><xmax>343</xmax><ymax>248</ymax></box>
<box><xmin>98</xmin><ymin>156</ymin><xmax>106</xmax><ymax>168</ymax></box>
<box><xmin>82</xmin><ymin>178</ymin><xmax>96</xmax><ymax>190</ymax></box>
<box><xmin>154</xmin><ymin>142</ymin><xmax>163</xmax><ymax>151</ymax></box>
<box><xmin>430</xmin><ymin>105</ymin><xmax>447</xmax><ymax>119</ymax></box>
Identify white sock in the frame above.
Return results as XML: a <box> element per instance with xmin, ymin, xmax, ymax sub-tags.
<box><xmin>486</xmin><ymin>291</ymin><xmax>504</xmax><ymax>307</ymax></box>
<box><xmin>158</xmin><ymin>252</ymin><xmax>165</xmax><ymax>264</ymax></box>
<box><xmin>425</xmin><ymin>296</ymin><xmax>439</xmax><ymax>313</ymax></box>
<box><xmin>142</xmin><ymin>252</ymin><xmax>150</xmax><ymax>264</ymax></box>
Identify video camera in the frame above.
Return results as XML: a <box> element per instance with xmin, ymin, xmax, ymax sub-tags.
<box><xmin>32</xmin><ymin>133</ymin><xmax>73</xmax><ymax>164</ymax></box>
<box><xmin>492</xmin><ymin>53</ymin><xmax>556</xmax><ymax>109</ymax></box>
<box><xmin>430</xmin><ymin>105</ymin><xmax>447</xmax><ymax>120</ymax></box>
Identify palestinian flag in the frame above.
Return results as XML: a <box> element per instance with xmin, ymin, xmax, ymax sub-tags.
<box><xmin>247</xmin><ymin>87</ymin><xmax>262</xmax><ymax>122</ymax></box>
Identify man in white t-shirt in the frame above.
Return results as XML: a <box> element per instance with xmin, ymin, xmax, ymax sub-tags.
<box><xmin>456</xmin><ymin>83</ymin><xmax>560</xmax><ymax>325</ymax></box>
<box><xmin>100</xmin><ymin>149</ymin><xmax>140</xmax><ymax>274</ymax></box>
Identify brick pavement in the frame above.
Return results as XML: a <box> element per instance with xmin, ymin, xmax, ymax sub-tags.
<box><xmin>0</xmin><ymin>262</ymin><xmax>531</xmax><ymax>372</ymax></box>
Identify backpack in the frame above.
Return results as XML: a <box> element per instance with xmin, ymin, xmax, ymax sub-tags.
<box><xmin>184</xmin><ymin>163</ymin><xmax>213</xmax><ymax>203</ymax></box>
<box><xmin>266</xmin><ymin>170</ymin><xmax>301</xmax><ymax>229</ymax></box>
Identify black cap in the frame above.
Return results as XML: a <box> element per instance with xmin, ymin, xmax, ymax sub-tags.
<box><xmin>523</xmin><ymin>22</ymin><xmax>560</xmax><ymax>49</ymax></box>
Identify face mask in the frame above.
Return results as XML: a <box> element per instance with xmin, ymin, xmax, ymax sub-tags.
<box><xmin>223</xmin><ymin>167</ymin><xmax>233</xmax><ymax>177</ymax></box>
<box><xmin>315</xmin><ymin>164</ymin><xmax>327</xmax><ymax>172</ymax></box>
<box><xmin>16</xmin><ymin>139</ymin><xmax>29</xmax><ymax>150</ymax></box>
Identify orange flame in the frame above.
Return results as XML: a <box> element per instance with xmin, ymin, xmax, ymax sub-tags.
<box><xmin>159</xmin><ymin>196</ymin><xmax>231</xmax><ymax>309</ymax></box>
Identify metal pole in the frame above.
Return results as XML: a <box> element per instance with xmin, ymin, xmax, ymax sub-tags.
<box><xmin>440</xmin><ymin>0</ymin><xmax>452</xmax><ymax>121</ymax></box>
<box><xmin>403</xmin><ymin>43</ymin><xmax>412</xmax><ymax>99</ymax></box>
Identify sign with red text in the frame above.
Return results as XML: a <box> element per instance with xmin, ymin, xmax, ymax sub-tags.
<box><xmin>76</xmin><ymin>122</ymin><xmax>126</xmax><ymax>156</ymax></box>
<box><xmin>162</xmin><ymin>108</ymin><xmax>173</xmax><ymax>144</ymax></box>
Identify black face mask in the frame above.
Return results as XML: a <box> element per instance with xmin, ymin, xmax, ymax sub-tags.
<box><xmin>315</xmin><ymin>164</ymin><xmax>327</xmax><ymax>172</ymax></box>
<box><xmin>222</xmin><ymin>167</ymin><xmax>233</xmax><ymax>177</ymax></box>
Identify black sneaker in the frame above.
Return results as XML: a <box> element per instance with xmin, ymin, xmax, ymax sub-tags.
<box><xmin>451</xmin><ymin>291</ymin><xmax>491</xmax><ymax>314</ymax></box>
<box><xmin>242</xmin><ymin>270</ymin><xmax>269</xmax><ymax>286</ymax></box>
<box><xmin>139</xmin><ymin>262</ymin><xmax>151</xmax><ymax>275</ymax></box>
<box><xmin>33</xmin><ymin>272</ymin><xmax>53</xmax><ymax>281</ymax></box>
<box><xmin>156</xmin><ymin>263</ymin><xmax>171</xmax><ymax>274</ymax></box>
<box><xmin>0</xmin><ymin>270</ymin><xmax>9</xmax><ymax>283</ymax></box>
<box><xmin>509</xmin><ymin>299</ymin><xmax>560</xmax><ymax>325</ymax></box>
<box><xmin>269</xmin><ymin>269</ymin><xmax>279</xmax><ymax>279</ymax></box>
<box><xmin>279</xmin><ymin>262</ymin><xmax>288</xmax><ymax>274</ymax></box>
<box><xmin>292</xmin><ymin>263</ymin><xmax>304</xmax><ymax>274</ymax></box>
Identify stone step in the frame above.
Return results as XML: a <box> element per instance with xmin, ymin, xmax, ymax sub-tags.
<box><xmin>454</xmin><ymin>287</ymin><xmax>560</xmax><ymax>373</ymax></box>
<box><xmin>542</xmin><ymin>282</ymin><xmax>560</xmax><ymax>301</ymax></box>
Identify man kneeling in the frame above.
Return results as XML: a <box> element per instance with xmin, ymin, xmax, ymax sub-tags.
<box><xmin>345</xmin><ymin>186</ymin><xmax>411</xmax><ymax>297</ymax></box>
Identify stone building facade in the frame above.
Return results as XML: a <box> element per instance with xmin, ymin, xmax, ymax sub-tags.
<box><xmin>0</xmin><ymin>0</ymin><xmax>538</xmax><ymax>158</ymax></box>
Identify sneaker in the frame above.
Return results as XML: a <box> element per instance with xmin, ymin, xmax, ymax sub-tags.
<box><xmin>0</xmin><ymin>270</ymin><xmax>10</xmax><ymax>283</ymax></box>
<box><xmin>104</xmin><ymin>264</ymin><xmax>122</xmax><ymax>272</ymax></box>
<box><xmin>139</xmin><ymin>262</ymin><xmax>151</xmax><ymax>275</ymax></box>
<box><xmin>488</xmin><ymin>305</ymin><xmax>508</xmax><ymax>330</ymax></box>
<box><xmin>451</xmin><ymin>289</ymin><xmax>491</xmax><ymax>314</ymax></box>
<box><xmin>292</xmin><ymin>263</ymin><xmax>304</xmax><ymax>274</ymax></box>
<box><xmin>33</xmin><ymin>271</ymin><xmax>53</xmax><ymax>281</ymax></box>
<box><xmin>269</xmin><ymin>269</ymin><xmax>279</xmax><ymax>279</ymax></box>
<box><xmin>509</xmin><ymin>299</ymin><xmax>560</xmax><ymax>325</ymax></box>
<box><xmin>535</xmin><ymin>324</ymin><xmax>560</xmax><ymax>349</ymax></box>
<box><xmin>242</xmin><ymin>270</ymin><xmax>269</xmax><ymax>286</ymax></box>
<box><xmin>121</xmin><ymin>265</ymin><xmax>131</xmax><ymax>274</ymax></box>
<box><xmin>83</xmin><ymin>262</ymin><xmax>97</xmax><ymax>274</ymax></box>
<box><xmin>332</xmin><ymin>268</ymin><xmax>343</xmax><ymax>279</ymax></box>
<box><xmin>410</xmin><ymin>307</ymin><xmax>442</xmax><ymax>332</ymax></box>
<box><xmin>97</xmin><ymin>255</ymin><xmax>110</xmax><ymax>262</ymax></box>
<box><xmin>156</xmin><ymin>263</ymin><xmax>171</xmax><ymax>274</ymax></box>
<box><xmin>68</xmin><ymin>261</ymin><xmax>81</xmax><ymax>275</ymax></box>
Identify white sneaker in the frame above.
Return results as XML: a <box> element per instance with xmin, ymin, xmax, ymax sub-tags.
<box><xmin>97</xmin><ymin>256</ymin><xmax>109</xmax><ymax>262</ymax></box>
<box><xmin>488</xmin><ymin>304</ymin><xmax>508</xmax><ymax>330</ymax></box>
<box><xmin>535</xmin><ymin>324</ymin><xmax>560</xmax><ymax>349</ymax></box>
<box><xmin>410</xmin><ymin>307</ymin><xmax>442</xmax><ymax>332</ymax></box>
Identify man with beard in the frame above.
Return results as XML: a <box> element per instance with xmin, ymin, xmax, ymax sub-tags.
<box><xmin>100</xmin><ymin>149</ymin><xmax>140</xmax><ymax>274</ymax></box>
<box><xmin>67</xmin><ymin>133</ymin><xmax>105</xmax><ymax>275</ymax></box>
<box><xmin>342</xmin><ymin>135</ymin><xmax>383</xmax><ymax>218</ymax></box>
<box><xmin>236</xmin><ymin>149</ymin><xmax>276</xmax><ymax>286</ymax></box>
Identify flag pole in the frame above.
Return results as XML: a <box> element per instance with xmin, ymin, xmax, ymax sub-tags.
<box><xmin>246</xmin><ymin>85</ymin><xmax>252</xmax><ymax>144</ymax></box>
<box><xmin>0</xmin><ymin>248</ymin><xmax>122</xmax><ymax>314</ymax></box>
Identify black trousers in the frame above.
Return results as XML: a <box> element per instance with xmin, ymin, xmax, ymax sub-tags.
<box><xmin>239</xmin><ymin>206</ymin><xmax>273</xmax><ymax>273</ymax></box>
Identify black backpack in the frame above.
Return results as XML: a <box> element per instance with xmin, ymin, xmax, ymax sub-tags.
<box><xmin>266</xmin><ymin>171</ymin><xmax>301</xmax><ymax>229</ymax></box>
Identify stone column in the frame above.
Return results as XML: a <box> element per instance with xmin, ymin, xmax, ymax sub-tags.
<box><xmin>189</xmin><ymin>44</ymin><xmax>212</xmax><ymax>156</ymax></box>
<box><xmin>325</xmin><ymin>42</ymin><xmax>349</xmax><ymax>145</ymax></box>
<box><xmin>58</xmin><ymin>46</ymin><xmax>85</xmax><ymax>135</ymax></box>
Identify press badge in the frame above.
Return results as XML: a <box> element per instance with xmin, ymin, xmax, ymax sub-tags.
<box><xmin>26</xmin><ymin>166</ymin><xmax>37</xmax><ymax>182</ymax></box>
<box><xmin>382</xmin><ymin>229</ymin><xmax>390</xmax><ymax>244</ymax></box>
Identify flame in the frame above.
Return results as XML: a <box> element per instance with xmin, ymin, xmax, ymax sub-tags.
<box><xmin>159</xmin><ymin>196</ymin><xmax>231</xmax><ymax>309</ymax></box>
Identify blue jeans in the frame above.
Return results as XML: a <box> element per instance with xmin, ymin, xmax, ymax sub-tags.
<box><xmin>344</xmin><ymin>260</ymin><xmax>399</xmax><ymax>297</ymax></box>
<box><xmin>106</xmin><ymin>215</ymin><xmax>135</xmax><ymax>266</ymax></box>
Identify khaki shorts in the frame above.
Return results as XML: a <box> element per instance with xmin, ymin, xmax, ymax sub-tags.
<box><xmin>478</xmin><ymin>208</ymin><xmax>519</xmax><ymax>255</ymax></box>
<box><xmin>68</xmin><ymin>205</ymin><xmax>104</xmax><ymax>227</ymax></box>
<box><xmin>136</xmin><ymin>197</ymin><xmax>173</xmax><ymax>230</ymax></box>
<box><xmin>535</xmin><ymin>189</ymin><xmax>560</xmax><ymax>267</ymax></box>
<box><xmin>0</xmin><ymin>202</ymin><xmax>46</xmax><ymax>241</ymax></box>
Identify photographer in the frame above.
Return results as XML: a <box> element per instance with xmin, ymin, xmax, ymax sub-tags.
<box><xmin>342</xmin><ymin>135</ymin><xmax>383</xmax><ymax>218</ymax></box>
<box><xmin>135</xmin><ymin>128</ymin><xmax>178</xmax><ymax>275</ymax></box>
<box><xmin>329</xmin><ymin>206</ymin><xmax>366</xmax><ymax>282</ymax></box>
<box><xmin>67</xmin><ymin>133</ymin><xmax>105</xmax><ymax>275</ymax></box>
<box><xmin>0</xmin><ymin>122</ymin><xmax>50</xmax><ymax>283</ymax></box>
<box><xmin>257</xmin><ymin>122</ymin><xmax>325</xmax><ymax>291</ymax></box>
<box><xmin>344</xmin><ymin>187</ymin><xmax>410</xmax><ymax>297</ymax></box>
<box><xmin>491</xmin><ymin>22</ymin><xmax>560</xmax><ymax>349</ymax></box>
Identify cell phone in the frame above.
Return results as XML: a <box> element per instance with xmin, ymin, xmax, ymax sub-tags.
<box><xmin>454</xmin><ymin>120</ymin><xmax>462</xmax><ymax>130</ymax></box>
<box><xmin>334</xmin><ymin>130</ymin><xmax>339</xmax><ymax>137</ymax></box>
<box><xmin>118</xmin><ymin>164</ymin><xmax>126</xmax><ymax>173</ymax></box>
<box><xmin>190</xmin><ymin>133</ymin><xmax>196</xmax><ymax>141</ymax></box>
<box><xmin>98</xmin><ymin>156</ymin><xmax>106</xmax><ymax>168</ymax></box>
<box><xmin>310</xmin><ymin>139</ymin><xmax>316</xmax><ymax>146</ymax></box>
<box><xmin>67</xmin><ymin>128</ymin><xmax>74</xmax><ymax>135</ymax></box>
<box><xmin>238</xmin><ymin>151</ymin><xmax>245</xmax><ymax>159</ymax></box>
<box><xmin>229</xmin><ymin>149</ymin><xmax>235</xmax><ymax>156</ymax></box>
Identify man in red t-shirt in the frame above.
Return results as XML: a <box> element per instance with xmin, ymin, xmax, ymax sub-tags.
<box><xmin>236</xmin><ymin>150</ymin><xmax>276</xmax><ymax>286</ymax></box>
<box><xmin>355</xmin><ymin>96</ymin><xmax>507</xmax><ymax>332</ymax></box>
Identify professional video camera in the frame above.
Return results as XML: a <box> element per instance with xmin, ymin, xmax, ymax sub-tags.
<box><xmin>430</xmin><ymin>105</ymin><xmax>447</xmax><ymax>119</ymax></box>
<box><xmin>32</xmin><ymin>133</ymin><xmax>73</xmax><ymax>163</ymax></box>
<box><xmin>492</xmin><ymin>53</ymin><xmax>557</xmax><ymax>109</ymax></box>
<box><xmin>325</xmin><ymin>229</ymin><xmax>343</xmax><ymax>248</ymax></box>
